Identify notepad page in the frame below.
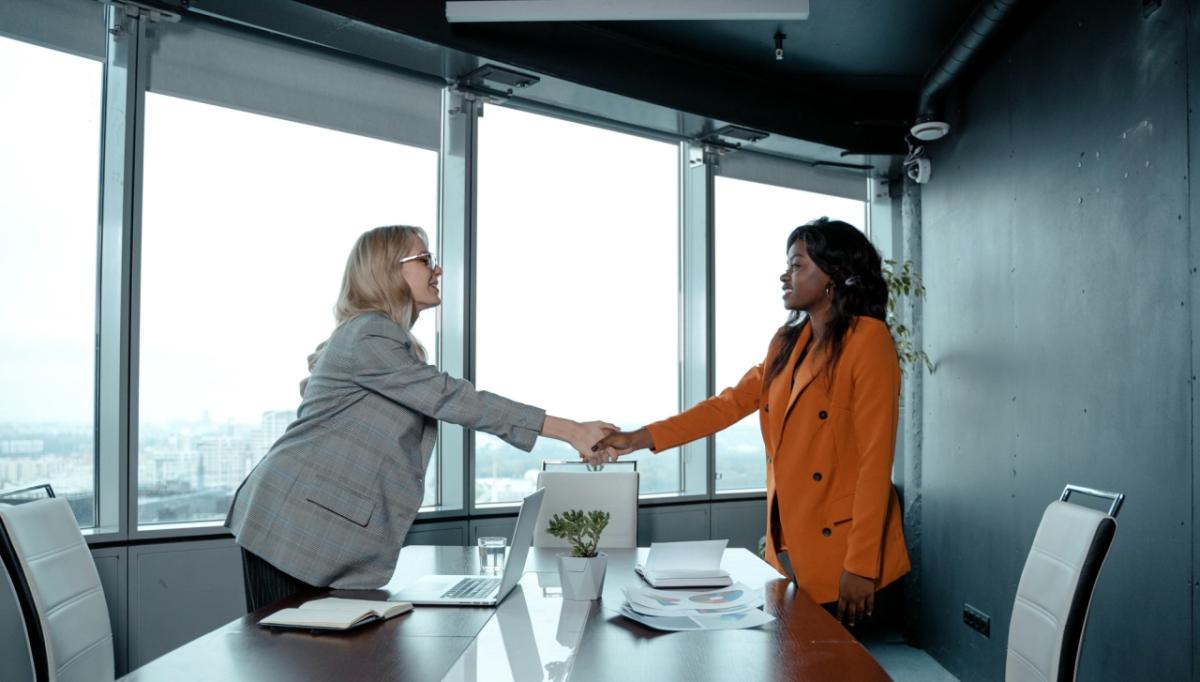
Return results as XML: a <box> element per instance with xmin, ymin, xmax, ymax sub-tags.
<box><xmin>259</xmin><ymin>607</ymin><xmax>370</xmax><ymax>629</ymax></box>
<box><xmin>301</xmin><ymin>598</ymin><xmax>410</xmax><ymax>618</ymax></box>
<box><xmin>643</xmin><ymin>539</ymin><xmax>728</xmax><ymax>574</ymax></box>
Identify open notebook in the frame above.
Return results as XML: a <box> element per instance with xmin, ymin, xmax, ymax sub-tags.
<box><xmin>258</xmin><ymin>597</ymin><xmax>413</xmax><ymax>631</ymax></box>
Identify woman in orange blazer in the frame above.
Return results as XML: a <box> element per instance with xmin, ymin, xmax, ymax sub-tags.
<box><xmin>594</xmin><ymin>218</ymin><xmax>909</xmax><ymax>627</ymax></box>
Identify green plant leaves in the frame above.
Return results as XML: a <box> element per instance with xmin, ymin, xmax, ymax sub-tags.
<box><xmin>546</xmin><ymin>509</ymin><xmax>611</xmax><ymax>558</ymax></box>
<box><xmin>883</xmin><ymin>258</ymin><xmax>934</xmax><ymax>374</ymax></box>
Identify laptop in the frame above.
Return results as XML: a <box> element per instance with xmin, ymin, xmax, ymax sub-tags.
<box><xmin>393</xmin><ymin>488</ymin><xmax>545</xmax><ymax>606</ymax></box>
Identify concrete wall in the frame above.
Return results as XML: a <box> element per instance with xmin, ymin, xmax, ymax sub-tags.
<box><xmin>916</xmin><ymin>0</ymin><xmax>1195</xmax><ymax>679</ymax></box>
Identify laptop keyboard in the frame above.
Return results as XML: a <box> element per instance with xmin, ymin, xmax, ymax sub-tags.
<box><xmin>442</xmin><ymin>577</ymin><xmax>500</xmax><ymax>599</ymax></box>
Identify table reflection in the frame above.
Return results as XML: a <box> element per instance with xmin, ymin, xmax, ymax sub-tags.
<box><xmin>441</xmin><ymin>574</ymin><xmax>592</xmax><ymax>682</ymax></box>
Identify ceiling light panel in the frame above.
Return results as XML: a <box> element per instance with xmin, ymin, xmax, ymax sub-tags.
<box><xmin>446</xmin><ymin>0</ymin><xmax>810</xmax><ymax>23</ymax></box>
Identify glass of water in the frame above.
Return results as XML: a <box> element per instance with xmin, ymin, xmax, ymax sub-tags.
<box><xmin>477</xmin><ymin>536</ymin><xmax>507</xmax><ymax>574</ymax></box>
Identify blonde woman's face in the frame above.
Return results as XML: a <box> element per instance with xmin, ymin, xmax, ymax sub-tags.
<box><xmin>400</xmin><ymin>240</ymin><xmax>442</xmax><ymax>312</ymax></box>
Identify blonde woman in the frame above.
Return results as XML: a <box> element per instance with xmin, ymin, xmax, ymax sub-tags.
<box><xmin>227</xmin><ymin>225</ymin><xmax>613</xmax><ymax>610</ymax></box>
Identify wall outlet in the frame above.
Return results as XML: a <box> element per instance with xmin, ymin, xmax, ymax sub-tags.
<box><xmin>963</xmin><ymin>603</ymin><xmax>991</xmax><ymax>638</ymax></box>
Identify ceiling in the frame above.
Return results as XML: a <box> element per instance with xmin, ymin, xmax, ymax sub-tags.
<box><xmin>181</xmin><ymin>0</ymin><xmax>1039</xmax><ymax>165</ymax></box>
<box><xmin>278</xmin><ymin>0</ymin><xmax>1033</xmax><ymax>157</ymax></box>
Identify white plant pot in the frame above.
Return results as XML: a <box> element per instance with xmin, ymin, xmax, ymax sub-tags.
<box><xmin>557</xmin><ymin>552</ymin><xmax>608</xmax><ymax>601</ymax></box>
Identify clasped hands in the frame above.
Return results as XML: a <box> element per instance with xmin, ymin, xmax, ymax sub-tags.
<box><xmin>565</xmin><ymin>423</ymin><xmax>654</xmax><ymax>467</ymax></box>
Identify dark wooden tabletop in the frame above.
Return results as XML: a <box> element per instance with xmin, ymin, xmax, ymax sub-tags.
<box><xmin>120</xmin><ymin>546</ymin><xmax>890</xmax><ymax>682</ymax></box>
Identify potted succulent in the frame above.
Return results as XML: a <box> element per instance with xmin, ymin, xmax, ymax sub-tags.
<box><xmin>546</xmin><ymin>509</ymin><xmax>610</xmax><ymax>600</ymax></box>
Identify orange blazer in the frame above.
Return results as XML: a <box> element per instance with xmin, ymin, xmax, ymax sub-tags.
<box><xmin>646</xmin><ymin>316</ymin><xmax>910</xmax><ymax>604</ymax></box>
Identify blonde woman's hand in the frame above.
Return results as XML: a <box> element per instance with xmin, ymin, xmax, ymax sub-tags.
<box><xmin>540</xmin><ymin>416</ymin><xmax>617</xmax><ymax>462</ymax></box>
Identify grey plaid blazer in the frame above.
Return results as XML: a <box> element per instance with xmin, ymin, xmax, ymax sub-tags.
<box><xmin>226</xmin><ymin>312</ymin><xmax>545</xmax><ymax>589</ymax></box>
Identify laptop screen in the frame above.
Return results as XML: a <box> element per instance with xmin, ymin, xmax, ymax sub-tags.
<box><xmin>496</xmin><ymin>488</ymin><xmax>545</xmax><ymax>598</ymax></box>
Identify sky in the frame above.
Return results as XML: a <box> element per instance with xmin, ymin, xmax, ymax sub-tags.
<box><xmin>0</xmin><ymin>37</ymin><xmax>102</xmax><ymax>425</ymax></box>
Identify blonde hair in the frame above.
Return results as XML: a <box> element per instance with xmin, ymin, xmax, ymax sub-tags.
<box><xmin>335</xmin><ymin>224</ymin><xmax>428</xmax><ymax>326</ymax></box>
<box><xmin>307</xmin><ymin>225</ymin><xmax>430</xmax><ymax>383</ymax></box>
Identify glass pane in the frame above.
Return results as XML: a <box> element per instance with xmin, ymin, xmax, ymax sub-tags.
<box><xmin>138</xmin><ymin>93</ymin><xmax>438</xmax><ymax>525</ymax></box>
<box><xmin>0</xmin><ymin>37</ymin><xmax>102</xmax><ymax>526</ymax></box>
<box><xmin>475</xmin><ymin>106</ymin><xmax>679</xmax><ymax>504</ymax></box>
<box><xmin>714</xmin><ymin>177</ymin><xmax>866</xmax><ymax>492</ymax></box>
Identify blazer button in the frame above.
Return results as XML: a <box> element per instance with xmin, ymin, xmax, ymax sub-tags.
<box><xmin>812</xmin><ymin>472</ymin><xmax>822</xmax><ymax>482</ymax></box>
<box><xmin>821</xmin><ymin>528</ymin><xmax>831</xmax><ymax>537</ymax></box>
<box><xmin>764</xmin><ymin>405</ymin><xmax>769</xmax><ymax>413</ymax></box>
<box><xmin>818</xmin><ymin>410</ymin><xmax>828</xmax><ymax>420</ymax></box>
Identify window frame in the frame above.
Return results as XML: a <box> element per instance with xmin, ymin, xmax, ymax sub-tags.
<box><xmin>6</xmin><ymin>0</ymin><xmax>881</xmax><ymax>542</ymax></box>
<box><xmin>465</xmin><ymin>100</ymin><xmax>694</xmax><ymax>511</ymax></box>
<box><xmin>708</xmin><ymin>154</ymin><xmax>870</xmax><ymax>498</ymax></box>
<box><xmin>0</xmin><ymin>0</ymin><xmax>113</xmax><ymax>536</ymax></box>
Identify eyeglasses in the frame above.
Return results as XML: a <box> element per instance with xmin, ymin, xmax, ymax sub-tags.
<box><xmin>397</xmin><ymin>252</ymin><xmax>438</xmax><ymax>270</ymax></box>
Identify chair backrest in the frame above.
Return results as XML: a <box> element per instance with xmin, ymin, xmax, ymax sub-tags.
<box><xmin>1006</xmin><ymin>487</ymin><xmax>1120</xmax><ymax>682</ymax></box>
<box><xmin>0</xmin><ymin>498</ymin><xmax>114</xmax><ymax>682</ymax></box>
<box><xmin>533</xmin><ymin>471</ymin><xmax>639</xmax><ymax>549</ymax></box>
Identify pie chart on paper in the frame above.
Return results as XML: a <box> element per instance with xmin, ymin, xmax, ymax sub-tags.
<box><xmin>689</xmin><ymin>589</ymin><xmax>744</xmax><ymax>605</ymax></box>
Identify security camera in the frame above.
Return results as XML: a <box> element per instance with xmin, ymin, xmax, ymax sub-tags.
<box><xmin>906</xmin><ymin>158</ymin><xmax>931</xmax><ymax>184</ymax></box>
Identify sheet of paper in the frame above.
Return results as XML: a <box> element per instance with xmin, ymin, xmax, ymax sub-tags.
<box><xmin>618</xmin><ymin>604</ymin><xmax>775</xmax><ymax>632</ymax></box>
<box><xmin>622</xmin><ymin>587</ymin><xmax>764</xmax><ymax>617</ymax></box>
<box><xmin>642</xmin><ymin>539</ymin><xmax>727</xmax><ymax>573</ymax></box>
<box><xmin>622</xmin><ymin>583</ymin><xmax>763</xmax><ymax>614</ymax></box>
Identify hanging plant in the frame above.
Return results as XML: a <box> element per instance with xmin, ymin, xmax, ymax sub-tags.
<box><xmin>883</xmin><ymin>258</ymin><xmax>934</xmax><ymax>374</ymax></box>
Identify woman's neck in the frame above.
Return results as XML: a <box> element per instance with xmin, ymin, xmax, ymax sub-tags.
<box><xmin>807</xmin><ymin>305</ymin><xmax>833</xmax><ymax>342</ymax></box>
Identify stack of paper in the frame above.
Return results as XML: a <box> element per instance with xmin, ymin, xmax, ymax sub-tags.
<box><xmin>618</xmin><ymin>582</ymin><xmax>775</xmax><ymax>631</ymax></box>
<box><xmin>634</xmin><ymin>539</ymin><xmax>733</xmax><ymax>587</ymax></box>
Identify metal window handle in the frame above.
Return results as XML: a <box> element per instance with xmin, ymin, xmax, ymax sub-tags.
<box><xmin>1060</xmin><ymin>484</ymin><xmax>1124</xmax><ymax>518</ymax></box>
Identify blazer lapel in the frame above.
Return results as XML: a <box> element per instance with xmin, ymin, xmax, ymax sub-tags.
<box><xmin>787</xmin><ymin>347</ymin><xmax>820</xmax><ymax>414</ymax></box>
<box><xmin>767</xmin><ymin>324</ymin><xmax>814</xmax><ymax>448</ymax></box>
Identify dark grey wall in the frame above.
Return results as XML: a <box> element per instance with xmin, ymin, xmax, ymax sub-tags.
<box><xmin>917</xmin><ymin>0</ymin><xmax>1193</xmax><ymax>680</ymax></box>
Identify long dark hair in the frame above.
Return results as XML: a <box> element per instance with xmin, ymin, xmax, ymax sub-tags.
<box><xmin>763</xmin><ymin>217</ymin><xmax>889</xmax><ymax>387</ymax></box>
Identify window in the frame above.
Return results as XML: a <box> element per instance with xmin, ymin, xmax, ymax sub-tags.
<box><xmin>713</xmin><ymin>177</ymin><xmax>866</xmax><ymax>491</ymax></box>
<box><xmin>0</xmin><ymin>35</ymin><xmax>103</xmax><ymax>525</ymax></box>
<box><xmin>474</xmin><ymin>106</ymin><xmax>679</xmax><ymax>504</ymax></box>
<box><xmin>136</xmin><ymin>94</ymin><xmax>437</xmax><ymax>524</ymax></box>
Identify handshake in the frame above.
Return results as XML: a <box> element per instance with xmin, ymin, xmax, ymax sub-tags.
<box><xmin>561</xmin><ymin>420</ymin><xmax>655</xmax><ymax>467</ymax></box>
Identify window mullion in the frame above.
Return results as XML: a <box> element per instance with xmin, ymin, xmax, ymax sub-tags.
<box><xmin>436</xmin><ymin>88</ymin><xmax>478</xmax><ymax>514</ymax></box>
<box><xmin>94</xmin><ymin>5</ymin><xmax>144</xmax><ymax>539</ymax></box>
<box><xmin>679</xmin><ymin>142</ymin><xmax>713</xmax><ymax>498</ymax></box>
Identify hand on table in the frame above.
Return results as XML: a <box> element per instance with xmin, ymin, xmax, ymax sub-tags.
<box><xmin>837</xmin><ymin>570</ymin><xmax>876</xmax><ymax>627</ymax></box>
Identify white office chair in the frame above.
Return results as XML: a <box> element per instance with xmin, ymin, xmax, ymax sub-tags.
<box><xmin>1006</xmin><ymin>485</ymin><xmax>1122</xmax><ymax>682</ymax></box>
<box><xmin>0</xmin><ymin>489</ymin><xmax>114</xmax><ymax>682</ymax></box>
<box><xmin>533</xmin><ymin>470</ymin><xmax>639</xmax><ymax>549</ymax></box>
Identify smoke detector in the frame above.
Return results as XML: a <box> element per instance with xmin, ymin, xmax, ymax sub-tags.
<box><xmin>910</xmin><ymin>120</ymin><xmax>950</xmax><ymax>141</ymax></box>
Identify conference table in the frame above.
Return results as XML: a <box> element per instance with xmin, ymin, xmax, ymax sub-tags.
<box><xmin>120</xmin><ymin>546</ymin><xmax>890</xmax><ymax>681</ymax></box>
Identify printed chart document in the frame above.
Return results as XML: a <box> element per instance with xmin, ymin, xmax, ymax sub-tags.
<box><xmin>619</xmin><ymin>583</ymin><xmax>775</xmax><ymax>631</ymax></box>
<box><xmin>619</xmin><ymin>604</ymin><xmax>776</xmax><ymax>631</ymax></box>
<box><xmin>635</xmin><ymin>539</ymin><xmax>732</xmax><ymax>587</ymax></box>
<box><xmin>258</xmin><ymin>597</ymin><xmax>413</xmax><ymax>631</ymax></box>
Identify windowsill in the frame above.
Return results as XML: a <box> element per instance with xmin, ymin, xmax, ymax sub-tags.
<box><xmin>714</xmin><ymin>488</ymin><xmax>768</xmax><ymax>498</ymax></box>
<box><xmin>136</xmin><ymin>520</ymin><xmax>229</xmax><ymax>533</ymax></box>
<box><xmin>637</xmin><ymin>491</ymin><xmax>708</xmax><ymax>505</ymax></box>
<box><xmin>80</xmin><ymin>494</ymin><xmax>769</xmax><ymax>546</ymax></box>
